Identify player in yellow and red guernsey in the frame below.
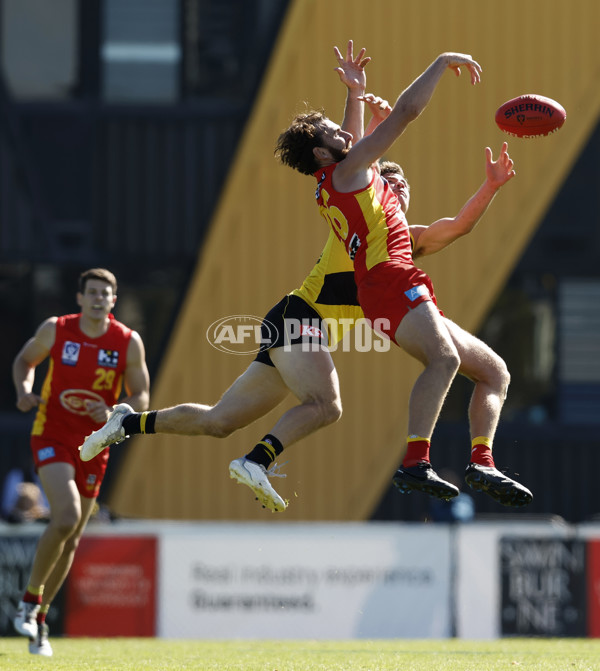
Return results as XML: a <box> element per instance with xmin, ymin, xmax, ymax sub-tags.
<box><xmin>12</xmin><ymin>268</ymin><xmax>149</xmax><ymax>657</ymax></box>
<box><xmin>274</xmin><ymin>48</ymin><xmax>532</xmax><ymax>509</ymax></box>
<box><xmin>314</xmin><ymin>155</ymin><xmax>436</xmax><ymax>323</ymax></box>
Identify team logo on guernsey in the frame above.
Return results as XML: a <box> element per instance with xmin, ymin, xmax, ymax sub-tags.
<box><xmin>405</xmin><ymin>285</ymin><xmax>430</xmax><ymax>302</ymax></box>
<box><xmin>60</xmin><ymin>389</ymin><xmax>105</xmax><ymax>416</ymax></box>
<box><xmin>98</xmin><ymin>349</ymin><xmax>119</xmax><ymax>368</ymax></box>
<box><xmin>62</xmin><ymin>341</ymin><xmax>81</xmax><ymax>366</ymax></box>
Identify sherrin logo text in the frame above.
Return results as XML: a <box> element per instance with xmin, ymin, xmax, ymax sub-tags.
<box><xmin>503</xmin><ymin>102</ymin><xmax>554</xmax><ymax>120</ymax></box>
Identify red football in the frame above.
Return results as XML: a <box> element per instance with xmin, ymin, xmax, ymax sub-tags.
<box><xmin>495</xmin><ymin>94</ymin><xmax>566</xmax><ymax>138</ymax></box>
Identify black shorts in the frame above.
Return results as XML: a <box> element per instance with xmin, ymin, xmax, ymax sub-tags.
<box><xmin>254</xmin><ymin>294</ymin><xmax>327</xmax><ymax>367</ymax></box>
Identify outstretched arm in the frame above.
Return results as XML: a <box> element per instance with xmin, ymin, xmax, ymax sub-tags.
<box><xmin>337</xmin><ymin>52</ymin><xmax>482</xmax><ymax>184</ymax></box>
<box><xmin>334</xmin><ymin>40</ymin><xmax>370</xmax><ymax>142</ymax></box>
<box><xmin>411</xmin><ymin>142</ymin><xmax>515</xmax><ymax>259</ymax></box>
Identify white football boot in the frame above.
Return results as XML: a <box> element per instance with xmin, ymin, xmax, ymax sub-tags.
<box><xmin>79</xmin><ymin>403</ymin><xmax>133</xmax><ymax>461</ymax></box>
<box><xmin>29</xmin><ymin>622</ymin><xmax>53</xmax><ymax>656</ymax></box>
<box><xmin>229</xmin><ymin>457</ymin><xmax>287</xmax><ymax>512</ymax></box>
<box><xmin>13</xmin><ymin>600</ymin><xmax>39</xmax><ymax>637</ymax></box>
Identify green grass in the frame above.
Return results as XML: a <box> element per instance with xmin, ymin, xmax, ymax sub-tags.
<box><xmin>1</xmin><ymin>637</ymin><xmax>599</xmax><ymax>670</ymax></box>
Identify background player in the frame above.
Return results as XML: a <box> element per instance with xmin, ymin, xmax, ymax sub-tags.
<box><xmin>12</xmin><ymin>268</ymin><xmax>149</xmax><ymax>656</ymax></box>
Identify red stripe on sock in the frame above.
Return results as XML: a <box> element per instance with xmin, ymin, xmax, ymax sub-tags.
<box><xmin>403</xmin><ymin>440</ymin><xmax>431</xmax><ymax>468</ymax></box>
<box><xmin>471</xmin><ymin>444</ymin><xmax>495</xmax><ymax>467</ymax></box>
<box><xmin>23</xmin><ymin>591</ymin><xmax>42</xmax><ymax>605</ymax></box>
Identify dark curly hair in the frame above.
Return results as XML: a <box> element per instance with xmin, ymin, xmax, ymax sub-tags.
<box><xmin>274</xmin><ymin>110</ymin><xmax>327</xmax><ymax>176</ymax></box>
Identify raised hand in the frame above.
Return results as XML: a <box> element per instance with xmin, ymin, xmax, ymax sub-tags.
<box><xmin>486</xmin><ymin>142</ymin><xmax>516</xmax><ymax>188</ymax></box>
<box><xmin>358</xmin><ymin>93</ymin><xmax>393</xmax><ymax>123</ymax></box>
<box><xmin>333</xmin><ymin>39</ymin><xmax>371</xmax><ymax>92</ymax></box>
<box><xmin>441</xmin><ymin>52</ymin><xmax>483</xmax><ymax>85</ymax></box>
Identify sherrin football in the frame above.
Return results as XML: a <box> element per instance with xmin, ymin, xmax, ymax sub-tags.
<box><xmin>495</xmin><ymin>94</ymin><xmax>566</xmax><ymax>138</ymax></box>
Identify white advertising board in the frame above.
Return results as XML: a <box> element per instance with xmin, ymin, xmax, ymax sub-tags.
<box><xmin>158</xmin><ymin>523</ymin><xmax>451</xmax><ymax>639</ymax></box>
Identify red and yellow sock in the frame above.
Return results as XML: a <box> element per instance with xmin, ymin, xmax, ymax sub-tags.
<box><xmin>470</xmin><ymin>436</ymin><xmax>495</xmax><ymax>467</ymax></box>
<box><xmin>402</xmin><ymin>435</ymin><xmax>431</xmax><ymax>468</ymax></box>
<box><xmin>37</xmin><ymin>604</ymin><xmax>50</xmax><ymax>625</ymax></box>
<box><xmin>23</xmin><ymin>584</ymin><xmax>43</xmax><ymax>605</ymax></box>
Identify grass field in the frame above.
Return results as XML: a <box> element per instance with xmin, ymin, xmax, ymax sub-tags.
<box><xmin>1</xmin><ymin>637</ymin><xmax>599</xmax><ymax>670</ymax></box>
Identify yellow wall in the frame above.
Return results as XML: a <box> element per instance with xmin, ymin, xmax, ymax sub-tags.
<box><xmin>109</xmin><ymin>0</ymin><xmax>600</xmax><ymax>521</ymax></box>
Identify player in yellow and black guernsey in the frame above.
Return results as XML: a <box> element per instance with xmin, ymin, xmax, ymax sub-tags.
<box><xmin>79</xmin><ymin>42</ymin><xmax>376</xmax><ymax>514</ymax></box>
<box><xmin>256</xmin><ymin>230</ymin><xmax>363</xmax><ymax>362</ymax></box>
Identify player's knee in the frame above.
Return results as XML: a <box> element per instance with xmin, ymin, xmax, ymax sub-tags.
<box><xmin>327</xmin><ymin>398</ymin><xmax>343</xmax><ymax>425</ymax></box>
<box><xmin>52</xmin><ymin>511</ymin><xmax>81</xmax><ymax>536</ymax></box>
<box><xmin>317</xmin><ymin>397</ymin><xmax>343</xmax><ymax>427</ymax></box>
<box><xmin>495</xmin><ymin>358</ymin><xmax>511</xmax><ymax>397</ymax></box>
<box><xmin>439</xmin><ymin>348</ymin><xmax>461</xmax><ymax>378</ymax></box>
<box><xmin>63</xmin><ymin>532</ymin><xmax>84</xmax><ymax>555</ymax></box>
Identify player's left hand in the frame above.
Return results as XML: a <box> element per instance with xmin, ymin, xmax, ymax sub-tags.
<box><xmin>334</xmin><ymin>39</ymin><xmax>371</xmax><ymax>91</ymax></box>
<box><xmin>486</xmin><ymin>142</ymin><xmax>516</xmax><ymax>188</ymax></box>
<box><xmin>358</xmin><ymin>93</ymin><xmax>392</xmax><ymax>122</ymax></box>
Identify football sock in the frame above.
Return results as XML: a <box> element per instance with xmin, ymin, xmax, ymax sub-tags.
<box><xmin>37</xmin><ymin>605</ymin><xmax>49</xmax><ymax>625</ymax></box>
<box><xmin>402</xmin><ymin>436</ymin><xmax>431</xmax><ymax>468</ymax></box>
<box><xmin>470</xmin><ymin>436</ymin><xmax>495</xmax><ymax>467</ymax></box>
<box><xmin>122</xmin><ymin>411</ymin><xmax>157</xmax><ymax>435</ymax></box>
<box><xmin>23</xmin><ymin>585</ymin><xmax>43</xmax><ymax>605</ymax></box>
<box><xmin>245</xmin><ymin>434</ymin><xmax>284</xmax><ymax>469</ymax></box>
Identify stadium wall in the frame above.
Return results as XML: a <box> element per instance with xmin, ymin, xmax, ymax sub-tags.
<box><xmin>108</xmin><ymin>0</ymin><xmax>600</xmax><ymax>521</ymax></box>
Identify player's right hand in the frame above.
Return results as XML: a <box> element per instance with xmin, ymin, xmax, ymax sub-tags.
<box><xmin>333</xmin><ymin>39</ymin><xmax>371</xmax><ymax>91</ymax></box>
<box><xmin>439</xmin><ymin>52</ymin><xmax>482</xmax><ymax>85</ymax></box>
<box><xmin>16</xmin><ymin>393</ymin><xmax>44</xmax><ymax>413</ymax></box>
